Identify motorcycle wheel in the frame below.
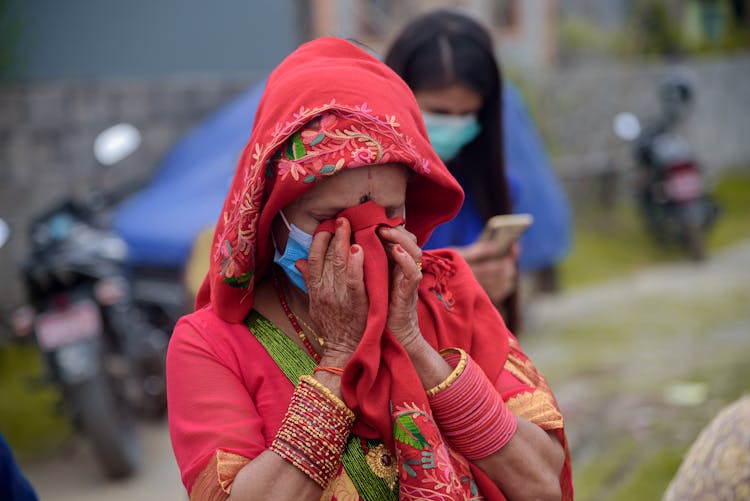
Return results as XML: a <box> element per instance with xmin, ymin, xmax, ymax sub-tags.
<box><xmin>684</xmin><ymin>222</ymin><xmax>706</xmax><ymax>261</ymax></box>
<box><xmin>69</xmin><ymin>375</ymin><xmax>142</xmax><ymax>479</ymax></box>
<box><xmin>134</xmin><ymin>327</ymin><xmax>169</xmax><ymax>420</ymax></box>
<box><xmin>679</xmin><ymin>204</ymin><xmax>707</xmax><ymax>261</ymax></box>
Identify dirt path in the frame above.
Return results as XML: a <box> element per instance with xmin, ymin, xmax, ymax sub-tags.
<box><xmin>23</xmin><ymin>421</ymin><xmax>184</xmax><ymax>501</ymax></box>
<box><xmin>21</xmin><ymin>240</ymin><xmax>750</xmax><ymax>500</ymax></box>
<box><xmin>521</xmin><ymin>240</ymin><xmax>750</xmax><ymax>499</ymax></box>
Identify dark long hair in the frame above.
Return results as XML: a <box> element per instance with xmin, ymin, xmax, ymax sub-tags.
<box><xmin>384</xmin><ymin>9</ymin><xmax>511</xmax><ymax>221</ymax></box>
<box><xmin>385</xmin><ymin>10</ymin><xmax>519</xmax><ymax>331</ymax></box>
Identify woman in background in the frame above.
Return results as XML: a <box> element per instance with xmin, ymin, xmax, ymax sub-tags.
<box><xmin>385</xmin><ymin>9</ymin><xmax>573</xmax><ymax>331</ymax></box>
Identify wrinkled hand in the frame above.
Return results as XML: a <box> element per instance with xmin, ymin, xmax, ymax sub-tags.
<box><xmin>378</xmin><ymin>225</ymin><xmax>423</xmax><ymax>349</ymax></box>
<box><xmin>296</xmin><ymin>218</ymin><xmax>368</xmax><ymax>363</ymax></box>
<box><xmin>459</xmin><ymin>241</ymin><xmax>519</xmax><ymax>304</ymax></box>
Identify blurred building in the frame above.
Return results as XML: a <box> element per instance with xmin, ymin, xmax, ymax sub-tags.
<box><xmin>2</xmin><ymin>0</ymin><xmax>302</xmax><ymax>80</ymax></box>
<box><xmin>306</xmin><ymin>0</ymin><xmax>558</xmax><ymax>68</ymax></box>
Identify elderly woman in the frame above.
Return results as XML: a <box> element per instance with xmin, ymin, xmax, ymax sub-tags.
<box><xmin>167</xmin><ymin>38</ymin><xmax>572</xmax><ymax>501</ymax></box>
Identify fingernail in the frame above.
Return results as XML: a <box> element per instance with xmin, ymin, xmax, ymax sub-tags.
<box><xmin>350</xmin><ymin>245</ymin><xmax>359</xmax><ymax>254</ymax></box>
<box><xmin>336</xmin><ymin>218</ymin><xmax>344</xmax><ymax>228</ymax></box>
<box><xmin>395</xmin><ymin>245</ymin><xmax>405</xmax><ymax>253</ymax></box>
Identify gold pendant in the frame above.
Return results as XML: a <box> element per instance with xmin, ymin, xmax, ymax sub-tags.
<box><xmin>365</xmin><ymin>443</ymin><xmax>398</xmax><ymax>489</ymax></box>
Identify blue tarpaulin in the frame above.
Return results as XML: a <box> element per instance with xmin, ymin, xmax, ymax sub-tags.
<box><xmin>113</xmin><ymin>79</ymin><xmax>571</xmax><ymax>271</ymax></box>
<box><xmin>502</xmin><ymin>83</ymin><xmax>572</xmax><ymax>270</ymax></box>
<box><xmin>112</xmin><ymin>81</ymin><xmax>265</xmax><ymax>267</ymax></box>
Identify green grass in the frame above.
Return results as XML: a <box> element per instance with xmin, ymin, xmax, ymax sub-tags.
<box><xmin>573</xmin><ymin>437</ymin><xmax>639</xmax><ymax>501</ymax></box>
<box><xmin>608</xmin><ymin>447</ymin><xmax>686</xmax><ymax>501</ymax></box>
<box><xmin>561</xmin><ymin>170</ymin><xmax>750</xmax><ymax>289</ymax></box>
<box><xmin>707</xmin><ymin>172</ymin><xmax>750</xmax><ymax>248</ymax></box>
<box><xmin>0</xmin><ymin>344</ymin><xmax>71</xmax><ymax>457</ymax></box>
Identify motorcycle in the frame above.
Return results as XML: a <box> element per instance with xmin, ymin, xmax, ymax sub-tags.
<box><xmin>613</xmin><ymin>77</ymin><xmax>719</xmax><ymax>260</ymax></box>
<box><xmin>9</xmin><ymin>124</ymin><xmax>169</xmax><ymax>479</ymax></box>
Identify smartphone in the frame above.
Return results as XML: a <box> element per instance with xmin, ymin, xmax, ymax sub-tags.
<box><xmin>478</xmin><ymin>213</ymin><xmax>533</xmax><ymax>257</ymax></box>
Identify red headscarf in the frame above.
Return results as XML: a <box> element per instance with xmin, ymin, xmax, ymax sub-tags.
<box><xmin>193</xmin><ymin>38</ymin><xmax>563</xmax><ymax>500</ymax></box>
<box><xmin>196</xmin><ymin>37</ymin><xmax>464</xmax><ymax>321</ymax></box>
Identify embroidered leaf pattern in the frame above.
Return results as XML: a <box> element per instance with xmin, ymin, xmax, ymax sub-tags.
<box><xmin>285</xmin><ymin>136</ymin><xmax>295</xmax><ymax>159</ymax></box>
<box><xmin>402</xmin><ymin>459</ymin><xmax>420</xmax><ymax>478</ymax></box>
<box><xmin>292</xmin><ymin>133</ymin><xmax>306</xmax><ymax>159</ymax></box>
<box><xmin>394</xmin><ymin>414</ymin><xmax>429</xmax><ymax>450</ymax></box>
<box><xmin>223</xmin><ymin>269</ymin><xmax>253</xmax><ymax>289</ymax></box>
<box><xmin>310</xmin><ymin>132</ymin><xmax>325</xmax><ymax>146</ymax></box>
<box><xmin>303</xmin><ymin>174</ymin><xmax>317</xmax><ymax>184</ymax></box>
<box><xmin>319</xmin><ymin>163</ymin><xmax>336</xmax><ymax>175</ymax></box>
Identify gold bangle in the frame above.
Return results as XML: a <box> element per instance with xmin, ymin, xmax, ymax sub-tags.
<box><xmin>300</xmin><ymin>375</ymin><xmax>355</xmax><ymax>420</ymax></box>
<box><xmin>426</xmin><ymin>348</ymin><xmax>468</xmax><ymax>397</ymax></box>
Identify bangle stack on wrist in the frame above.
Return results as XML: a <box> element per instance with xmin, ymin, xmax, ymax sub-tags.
<box><xmin>271</xmin><ymin>375</ymin><xmax>355</xmax><ymax>488</ymax></box>
<box><xmin>428</xmin><ymin>348</ymin><xmax>518</xmax><ymax>460</ymax></box>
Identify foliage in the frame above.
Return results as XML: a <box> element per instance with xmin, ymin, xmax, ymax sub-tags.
<box><xmin>623</xmin><ymin>0</ymin><xmax>684</xmax><ymax>57</ymax></box>
<box><xmin>558</xmin><ymin>0</ymin><xmax>750</xmax><ymax>60</ymax></box>
<box><xmin>0</xmin><ymin>0</ymin><xmax>23</xmax><ymax>77</ymax></box>
<box><xmin>558</xmin><ymin>15</ymin><xmax>623</xmax><ymax>59</ymax></box>
<box><xmin>0</xmin><ymin>344</ymin><xmax>71</xmax><ymax>457</ymax></box>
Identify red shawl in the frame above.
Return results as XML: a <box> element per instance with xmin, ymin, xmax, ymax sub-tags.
<box><xmin>188</xmin><ymin>37</ymin><xmax>571</xmax><ymax>500</ymax></box>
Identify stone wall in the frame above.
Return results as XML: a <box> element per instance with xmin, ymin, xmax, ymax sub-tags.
<box><xmin>528</xmin><ymin>53</ymin><xmax>750</xmax><ymax>177</ymax></box>
<box><xmin>0</xmin><ymin>75</ymin><xmax>259</xmax><ymax>314</ymax></box>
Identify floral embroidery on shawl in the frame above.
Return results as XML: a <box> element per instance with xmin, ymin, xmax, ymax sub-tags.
<box><xmin>392</xmin><ymin>402</ymin><xmax>482</xmax><ymax>500</ymax></box>
<box><xmin>215</xmin><ymin>102</ymin><xmax>431</xmax><ymax>290</ymax></box>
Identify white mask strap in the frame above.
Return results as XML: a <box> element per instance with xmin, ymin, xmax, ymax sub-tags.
<box><xmin>278</xmin><ymin>210</ymin><xmax>292</xmax><ymax>231</ymax></box>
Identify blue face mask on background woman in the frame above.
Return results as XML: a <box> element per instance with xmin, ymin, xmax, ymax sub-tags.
<box><xmin>273</xmin><ymin>210</ymin><xmax>313</xmax><ymax>293</ymax></box>
<box><xmin>422</xmin><ymin>111</ymin><xmax>482</xmax><ymax>162</ymax></box>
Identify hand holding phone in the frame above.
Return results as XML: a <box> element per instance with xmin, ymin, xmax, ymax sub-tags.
<box><xmin>478</xmin><ymin>214</ymin><xmax>533</xmax><ymax>258</ymax></box>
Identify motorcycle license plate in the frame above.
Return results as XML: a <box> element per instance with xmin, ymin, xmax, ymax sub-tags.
<box><xmin>36</xmin><ymin>300</ymin><xmax>102</xmax><ymax>351</ymax></box>
<box><xmin>665</xmin><ymin>171</ymin><xmax>703</xmax><ymax>202</ymax></box>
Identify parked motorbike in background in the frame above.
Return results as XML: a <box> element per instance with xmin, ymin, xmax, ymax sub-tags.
<box><xmin>613</xmin><ymin>77</ymin><xmax>719</xmax><ymax>260</ymax></box>
<box><xmin>10</xmin><ymin>124</ymin><xmax>169</xmax><ymax>479</ymax></box>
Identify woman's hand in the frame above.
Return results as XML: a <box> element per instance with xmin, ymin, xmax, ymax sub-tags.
<box><xmin>459</xmin><ymin>241</ymin><xmax>519</xmax><ymax>305</ymax></box>
<box><xmin>378</xmin><ymin>225</ymin><xmax>423</xmax><ymax>349</ymax></box>
<box><xmin>296</xmin><ymin>218</ymin><xmax>368</xmax><ymax>363</ymax></box>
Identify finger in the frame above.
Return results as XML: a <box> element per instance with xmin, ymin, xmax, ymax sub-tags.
<box><xmin>295</xmin><ymin>258</ymin><xmax>309</xmax><ymax>285</ymax></box>
<box><xmin>328</xmin><ymin>218</ymin><xmax>351</xmax><ymax>274</ymax></box>
<box><xmin>307</xmin><ymin>229</ymin><xmax>333</xmax><ymax>284</ymax></box>
<box><xmin>379</xmin><ymin>226</ymin><xmax>422</xmax><ymax>264</ymax></box>
<box><xmin>391</xmin><ymin>244</ymin><xmax>422</xmax><ymax>285</ymax></box>
<box><xmin>472</xmin><ymin>258</ymin><xmax>515</xmax><ymax>277</ymax></box>
<box><xmin>507</xmin><ymin>242</ymin><xmax>521</xmax><ymax>259</ymax></box>
<box><xmin>460</xmin><ymin>240</ymin><xmax>502</xmax><ymax>262</ymax></box>
<box><xmin>345</xmin><ymin>244</ymin><xmax>366</xmax><ymax>295</ymax></box>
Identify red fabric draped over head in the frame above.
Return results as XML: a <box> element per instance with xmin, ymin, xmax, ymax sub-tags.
<box><xmin>196</xmin><ymin>37</ymin><xmax>464</xmax><ymax>321</ymax></box>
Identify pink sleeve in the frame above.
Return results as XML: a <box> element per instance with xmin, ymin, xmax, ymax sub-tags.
<box><xmin>166</xmin><ymin>316</ymin><xmax>267</xmax><ymax>493</ymax></box>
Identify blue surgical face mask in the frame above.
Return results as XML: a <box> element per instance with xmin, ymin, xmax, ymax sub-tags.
<box><xmin>273</xmin><ymin>210</ymin><xmax>313</xmax><ymax>293</ymax></box>
<box><xmin>422</xmin><ymin>111</ymin><xmax>482</xmax><ymax>162</ymax></box>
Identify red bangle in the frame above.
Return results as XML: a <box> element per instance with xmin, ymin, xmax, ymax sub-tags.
<box><xmin>271</xmin><ymin>376</ymin><xmax>354</xmax><ymax>488</ymax></box>
<box><xmin>428</xmin><ymin>349</ymin><xmax>518</xmax><ymax>460</ymax></box>
<box><xmin>313</xmin><ymin>366</ymin><xmax>344</xmax><ymax>376</ymax></box>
